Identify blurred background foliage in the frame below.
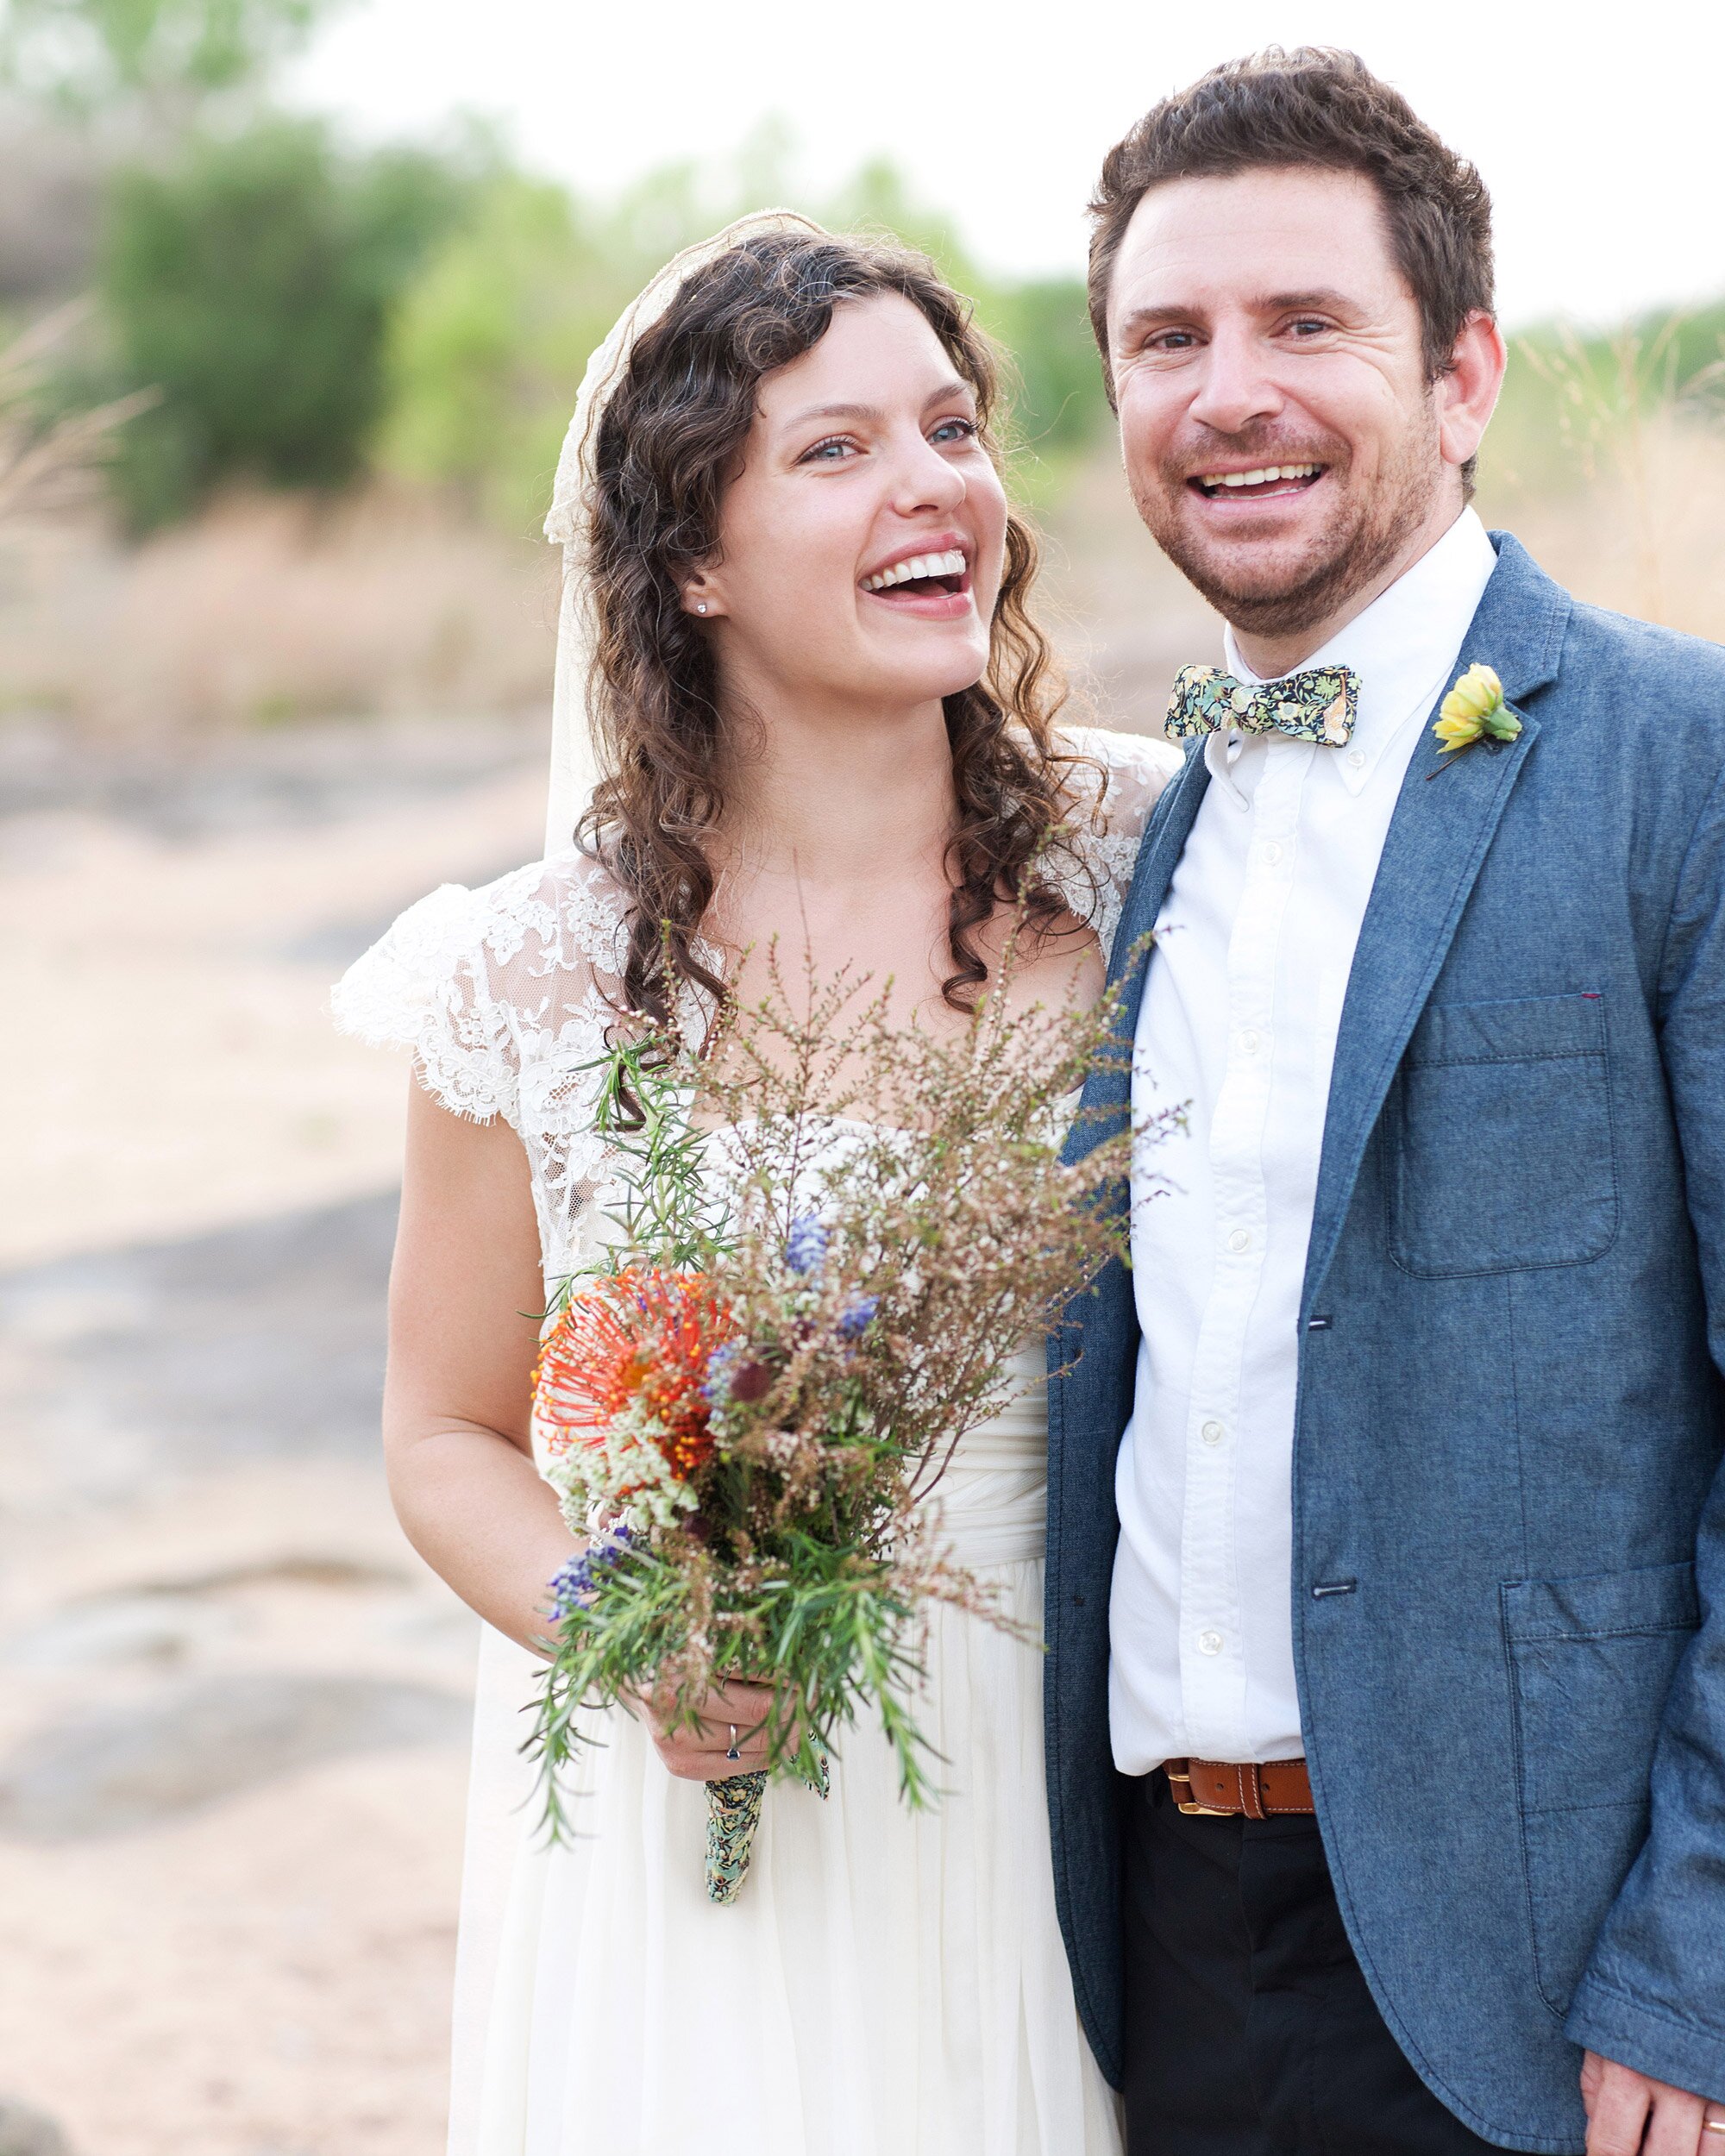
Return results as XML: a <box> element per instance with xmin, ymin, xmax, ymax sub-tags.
<box><xmin>1</xmin><ymin>0</ymin><xmax>1124</xmax><ymax>532</ymax></box>
<box><xmin>374</xmin><ymin>145</ymin><xmax>1114</xmax><ymax>529</ymax></box>
<box><xmin>0</xmin><ymin>0</ymin><xmax>1721</xmax><ymax>730</ymax></box>
<box><xmin>99</xmin><ymin>120</ymin><xmax>475</xmax><ymax>520</ymax></box>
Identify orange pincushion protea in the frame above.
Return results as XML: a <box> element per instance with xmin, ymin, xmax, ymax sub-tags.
<box><xmin>534</xmin><ymin>1267</ymin><xmax>736</xmax><ymax>1484</ymax></box>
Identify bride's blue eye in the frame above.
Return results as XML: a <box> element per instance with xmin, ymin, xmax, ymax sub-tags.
<box><xmin>931</xmin><ymin>417</ymin><xmax>978</xmax><ymax>445</ymax></box>
<box><xmin>800</xmin><ymin>436</ymin><xmax>856</xmax><ymax>464</ymax></box>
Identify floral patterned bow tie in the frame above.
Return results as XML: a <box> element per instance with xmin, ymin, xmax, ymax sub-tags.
<box><xmin>1164</xmin><ymin>663</ymin><xmax>1359</xmax><ymax>748</ymax></box>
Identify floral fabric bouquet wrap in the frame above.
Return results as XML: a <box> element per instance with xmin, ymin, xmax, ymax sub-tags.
<box><xmin>525</xmin><ymin>942</ymin><xmax>1170</xmax><ymax>1902</ymax></box>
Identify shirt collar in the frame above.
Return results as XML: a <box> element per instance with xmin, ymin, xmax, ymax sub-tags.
<box><xmin>1210</xmin><ymin>506</ymin><xmax>1499</xmax><ymax>799</ymax></box>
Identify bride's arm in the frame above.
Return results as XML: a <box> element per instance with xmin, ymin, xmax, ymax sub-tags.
<box><xmin>383</xmin><ymin>1080</ymin><xmax>779</xmax><ymax>1773</ymax></box>
<box><xmin>381</xmin><ymin>1081</ymin><xmax>574</xmax><ymax>1654</ymax></box>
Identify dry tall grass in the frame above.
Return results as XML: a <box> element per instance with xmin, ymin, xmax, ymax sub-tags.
<box><xmin>0</xmin><ymin>300</ymin><xmax>156</xmax><ymax>526</ymax></box>
<box><xmin>0</xmin><ymin>485</ymin><xmax>559</xmax><ymax>736</ymax></box>
<box><xmin>1481</xmin><ymin>411</ymin><xmax>1725</xmax><ymax>644</ymax></box>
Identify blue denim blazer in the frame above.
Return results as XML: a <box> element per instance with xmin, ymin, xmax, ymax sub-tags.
<box><xmin>1045</xmin><ymin>535</ymin><xmax>1725</xmax><ymax>2151</ymax></box>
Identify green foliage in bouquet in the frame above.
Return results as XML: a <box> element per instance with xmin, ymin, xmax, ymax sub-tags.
<box><xmin>525</xmin><ymin>927</ymin><xmax>1176</xmax><ymax>1893</ymax></box>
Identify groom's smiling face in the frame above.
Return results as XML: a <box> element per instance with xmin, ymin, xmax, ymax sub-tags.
<box><xmin>1105</xmin><ymin>166</ymin><xmax>1453</xmax><ymax>648</ymax></box>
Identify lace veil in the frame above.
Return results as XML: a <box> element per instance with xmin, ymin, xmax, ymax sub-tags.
<box><xmin>540</xmin><ymin>208</ymin><xmax>832</xmax><ymax>856</ymax></box>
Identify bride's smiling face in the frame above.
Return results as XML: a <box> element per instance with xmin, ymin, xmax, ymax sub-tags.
<box><xmin>685</xmin><ymin>293</ymin><xmax>1008</xmax><ymax>715</ymax></box>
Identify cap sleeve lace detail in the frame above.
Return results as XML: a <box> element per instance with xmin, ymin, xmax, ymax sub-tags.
<box><xmin>331</xmin><ymin>849</ymin><xmax>646</xmax><ymax>1282</ymax></box>
<box><xmin>331</xmin><ymin>880</ymin><xmax>522</xmax><ymax>1125</ymax></box>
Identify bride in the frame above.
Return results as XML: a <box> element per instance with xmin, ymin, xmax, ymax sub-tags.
<box><xmin>335</xmin><ymin>213</ymin><xmax>1176</xmax><ymax>2155</ymax></box>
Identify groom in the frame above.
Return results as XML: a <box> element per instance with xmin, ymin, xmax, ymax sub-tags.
<box><xmin>1047</xmin><ymin>46</ymin><xmax>1725</xmax><ymax>2156</ymax></box>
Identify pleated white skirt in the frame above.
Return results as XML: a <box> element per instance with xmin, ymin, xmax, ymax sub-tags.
<box><xmin>448</xmin><ymin>1355</ymin><xmax>1120</xmax><ymax>2156</ymax></box>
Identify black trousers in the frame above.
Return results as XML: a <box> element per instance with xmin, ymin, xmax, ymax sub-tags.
<box><xmin>1123</xmin><ymin>1771</ymin><xmax>1506</xmax><ymax>2154</ymax></box>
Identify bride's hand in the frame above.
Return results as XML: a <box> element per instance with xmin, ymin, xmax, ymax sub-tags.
<box><xmin>627</xmin><ymin>1678</ymin><xmax>779</xmax><ymax>1781</ymax></box>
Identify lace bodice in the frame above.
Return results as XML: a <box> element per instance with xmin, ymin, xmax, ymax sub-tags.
<box><xmin>332</xmin><ymin>726</ymin><xmax>1179</xmax><ymax>1283</ymax></box>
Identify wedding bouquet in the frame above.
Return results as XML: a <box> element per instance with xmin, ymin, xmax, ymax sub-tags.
<box><xmin>525</xmin><ymin>937</ymin><xmax>1170</xmax><ymax>1902</ymax></box>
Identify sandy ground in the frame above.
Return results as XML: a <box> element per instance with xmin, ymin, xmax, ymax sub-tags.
<box><xmin>0</xmin><ymin>727</ymin><xmax>547</xmax><ymax>2156</ymax></box>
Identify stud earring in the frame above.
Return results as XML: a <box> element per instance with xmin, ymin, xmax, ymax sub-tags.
<box><xmin>695</xmin><ymin>601</ymin><xmax>708</xmax><ymax>615</ymax></box>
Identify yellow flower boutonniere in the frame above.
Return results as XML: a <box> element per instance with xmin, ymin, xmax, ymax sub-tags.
<box><xmin>1430</xmin><ymin>663</ymin><xmax>1521</xmax><ymax>774</ymax></box>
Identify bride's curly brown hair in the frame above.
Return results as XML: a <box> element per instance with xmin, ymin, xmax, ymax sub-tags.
<box><xmin>576</xmin><ymin>229</ymin><xmax>1095</xmax><ymax>1029</ymax></box>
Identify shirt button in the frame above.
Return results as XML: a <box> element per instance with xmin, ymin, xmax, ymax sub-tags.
<box><xmin>1227</xmin><ymin>1228</ymin><xmax>1251</xmax><ymax>1254</ymax></box>
<box><xmin>1347</xmin><ymin>749</ymin><xmax>1366</xmax><ymax>769</ymax></box>
<box><xmin>1239</xmin><ymin>1030</ymin><xmax>1260</xmax><ymax>1055</ymax></box>
<box><xmin>1262</xmin><ymin>841</ymin><xmax>1283</xmax><ymax>867</ymax></box>
<box><xmin>1198</xmin><ymin>1630</ymin><xmax>1224</xmax><ymax>1657</ymax></box>
<box><xmin>1201</xmin><ymin>1420</ymin><xmax>1226</xmax><ymax>1445</ymax></box>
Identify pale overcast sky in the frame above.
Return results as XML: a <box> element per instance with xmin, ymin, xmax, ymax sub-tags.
<box><xmin>287</xmin><ymin>0</ymin><xmax>1722</xmax><ymax>329</ymax></box>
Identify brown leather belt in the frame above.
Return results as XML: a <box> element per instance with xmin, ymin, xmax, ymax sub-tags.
<box><xmin>1165</xmin><ymin>1757</ymin><xmax>1314</xmax><ymax>1819</ymax></box>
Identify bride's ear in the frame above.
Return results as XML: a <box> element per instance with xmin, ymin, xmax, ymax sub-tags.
<box><xmin>681</xmin><ymin>573</ymin><xmax>724</xmax><ymax>620</ymax></box>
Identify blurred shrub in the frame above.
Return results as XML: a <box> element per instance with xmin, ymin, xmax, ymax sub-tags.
<box><xmin>376</xmin><ymin>172</ymin><xmax>618</xmax><ymax>531</ymax></box>
<box><xmin>98</xmin><ymin>117</ymin><xmax>469</xmax><ymax>524</ymax></box>
<box><xmin>1474</xmin><ymin>305</ymin><xmax>1725</xmax><ymax>629</ymax></box>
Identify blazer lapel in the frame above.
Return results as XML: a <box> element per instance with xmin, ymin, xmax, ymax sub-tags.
<box><xmin>1301</xmin><ymin>534</ymin><xmax>1571</xmax><ymax>1313</ymax></box>
<box><xmin>1064</xmin><ymin>738</ymin><xmax>1211</xmax><ymax>1163</ymax></box>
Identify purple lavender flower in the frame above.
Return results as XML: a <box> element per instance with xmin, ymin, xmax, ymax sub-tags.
<box><xmin>548</xmin><ymin>1555</ymin><xmax>593</xmax><ymax>1620</ymax></box>
<box><xmin>548</xmin><ymin>1526</ymin><xmax>634</xmax><ymax>1620</ymax></box>
<box><xmin>837</xmin><ymin>1295</ymin><xmax>878</xmax><ymax>1339</ymax></box>
<box><xmin>703</xmin><ymin>1339</ymin><xmax>743</xmax><ymax>1406</ymax></box>
<box><xmin>785</xmin><ymin>1214</ymin><xmax>829</xmax><ymax>1275</ymax></box>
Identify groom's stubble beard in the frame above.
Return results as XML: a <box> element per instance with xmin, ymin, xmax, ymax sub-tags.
<box><xmin>1130</xmin><ymin>402</ymin><xmax>1444</xmax><ymax>644</ymax></box>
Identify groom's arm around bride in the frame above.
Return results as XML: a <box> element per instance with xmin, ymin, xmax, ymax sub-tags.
<box><xmin>1046</xmin><ymin>46</ymin><xmax>1725</xmax><ymax>2156</ymax></box>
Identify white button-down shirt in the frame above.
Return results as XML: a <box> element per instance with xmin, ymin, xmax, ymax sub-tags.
<box><xmin>1109</xmin><ymin>508</ymin><xmax>1500</xmax><ymax>1772</ymax></box>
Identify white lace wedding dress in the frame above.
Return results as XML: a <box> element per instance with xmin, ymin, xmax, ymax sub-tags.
<box><xmin>333</xmin><ymin>727</ymin><xmax>1177</xmax><ymax>2156</ymax></box>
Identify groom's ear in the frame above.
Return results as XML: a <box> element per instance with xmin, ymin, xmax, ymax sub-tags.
<box><xmin>1437</xmin><ymin>310</ymin><xmax>1507</xmax><ymax>481</ymax></box>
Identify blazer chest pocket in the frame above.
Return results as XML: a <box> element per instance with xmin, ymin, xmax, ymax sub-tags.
<box><xmin>1387</xmin><ymin>993</ymin><xmax>1617</xmax><ymax>1276</ymax></box>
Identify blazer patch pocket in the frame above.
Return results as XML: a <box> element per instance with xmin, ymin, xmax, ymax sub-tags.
<box><xmin>1502</xmin><ymin>1561</ymin><xmax>1698</xmax><ymax>2015</ymax></box>
<box><xmin>1387</xmin><ymin>993</ymin><xmax>1618</xmax><ymax>1276</ymax></box>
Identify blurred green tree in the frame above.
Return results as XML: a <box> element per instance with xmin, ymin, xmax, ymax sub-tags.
<box><xmin>376</xmin><ymin>171</ymin><xmax>617</xmax><ymax>530</ymax></box>
<box><xmin>99</xmin><ymin>116</ymin><xmax>470</xmax><ymax>523</ymax></box>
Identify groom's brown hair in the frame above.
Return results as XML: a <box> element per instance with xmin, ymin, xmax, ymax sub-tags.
<box><xmin>1087</xmin><ymin>47</ymin><xmax>1494</xmax><ymax>404</ymax></box>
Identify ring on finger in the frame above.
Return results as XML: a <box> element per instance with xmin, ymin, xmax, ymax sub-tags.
<box><xmin>725</xmin><ymin>1724</ymin><xmax>740</xmax><ymax>1762</ymax></box>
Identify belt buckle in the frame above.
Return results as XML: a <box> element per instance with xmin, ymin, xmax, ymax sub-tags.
<box><xmin>1166</xmin><ymin>1764</ymin><xmax>1234</xmax><ymax>1818</ymax></box>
